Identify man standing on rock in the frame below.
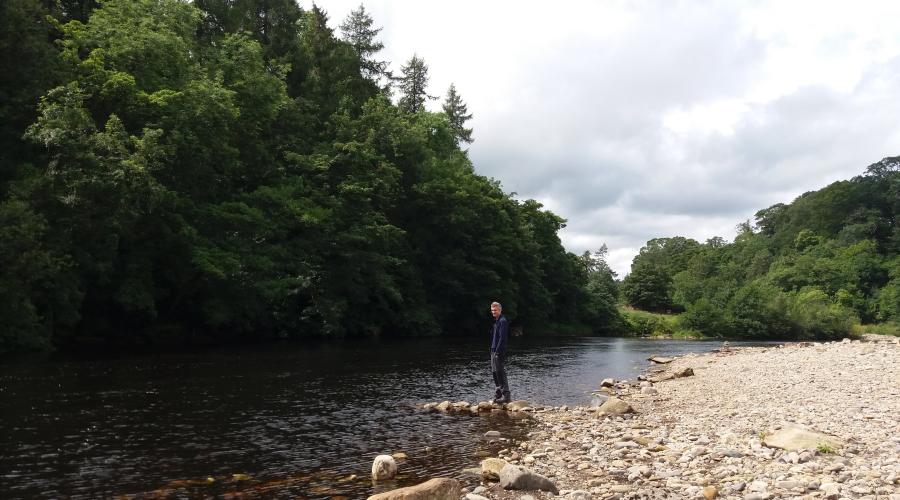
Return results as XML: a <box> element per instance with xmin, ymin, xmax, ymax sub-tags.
<box><xmin>490</xmin><ymin>301</ymin><xmax>511</xmax><ymax>404</ymax></box>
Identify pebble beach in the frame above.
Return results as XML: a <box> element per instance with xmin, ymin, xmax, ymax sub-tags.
<box><xmin>407</xmin><ymin>335</ymin><xmax>900</xmax><ymax>500</ymax></box>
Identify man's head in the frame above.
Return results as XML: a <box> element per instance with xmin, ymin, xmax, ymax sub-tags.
<box><xmin>491</xmin><ymin>302</ymin><xmax>502</xmax><ymax>319</ymax></box>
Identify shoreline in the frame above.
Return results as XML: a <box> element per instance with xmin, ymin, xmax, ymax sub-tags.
<box><xmin>465</xmin><ymin>335</ymin><xmax>899</xmax><ymax>500</ymax></box>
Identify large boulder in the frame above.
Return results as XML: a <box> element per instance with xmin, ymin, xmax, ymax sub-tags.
<box><xmin>499</xmin><ymin>464</ymin><xmax>559</xmax><ymax>494</ymax></box>
<box><xmin>367</xmin><ymin>478</ymin><xmax>461</xmax><ymax>500</ymax></box>
<box><xmin>481</xmin><ymin>458</ymin><xmax>508</xmax><ymax>480</ymax></box>
<box><xmin>762</xmin><ymin>424</ymin><xmax>843</xmax><ymax>452</ymax></box>
<box><xmin>371</xmin><ymin>455</ymin><xmax>397</xmax><ymax>480</ymax></box>
<box><xmin>597</xmin><ymin>396</ymin><xmax>634</xmax><ymax>416</ymax></box>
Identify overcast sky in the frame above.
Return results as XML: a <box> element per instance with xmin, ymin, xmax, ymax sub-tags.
<box><xmin>305</xmin><ymin>0</ymin><xmax>900</xmax><ymax>276</ymax></box>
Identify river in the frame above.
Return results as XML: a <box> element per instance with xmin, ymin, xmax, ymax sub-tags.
<box><xmin>1</xmin><ymin>335</ymin><xmax>754</xmax><ymax>499</ymax></box>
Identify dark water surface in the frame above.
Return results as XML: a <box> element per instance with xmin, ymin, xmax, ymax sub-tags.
<box><xmin>1</xmin><ymin>336</ymin><xmax>751</xmax><ymax>499</ymax></box>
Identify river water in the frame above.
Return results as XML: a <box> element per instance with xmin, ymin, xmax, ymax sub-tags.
<box><xmin>1</xmin><ymin>336</ymin><xmax>750</xmax><ymax>499</ymax></box>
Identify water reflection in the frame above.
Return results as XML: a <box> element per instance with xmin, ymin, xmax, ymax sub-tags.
<box><xmin>0</xmin><ymin>336</ymin><xmax>758</xmax><ymax>498</ymax></box>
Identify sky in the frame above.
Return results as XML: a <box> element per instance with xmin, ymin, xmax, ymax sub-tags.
<box><xmin>305</xmin><ymin>0</ymin><xmax>900</xmax><ymax>276</ymax></box>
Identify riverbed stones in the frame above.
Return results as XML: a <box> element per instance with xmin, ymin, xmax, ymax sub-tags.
<box><xmin>367</xmin><ymin>478</ymin><xmax>460</xmax><ymax>500</ymax></box>
<box><xmin>480</xmin><ymin>457</ymin><xmax>508</xmax><ymax>480</ymax></box>
<box><xmin>648</xmin><ymin>356</ymin><xmax>675</xmax><ymax>364</ymax></box>
<box><xmin>600</xmin><ymin>378</ymin><xmax>616</xmax><ymax>387</ymax></box>
<box><xmin>371</xmin><ymin>455</ymin><xmax>397</xmax><ymax>480</ymax></box>
<box><xmin>762</xmin><ymin>424</ymin><xmax>843</xmax><ymax>452</ymax></box>
<box><xmin>506</xmin><ymin>400</ymin><xmax>531</xmax><ymax>411</ymax></box>
<box><xmin>597</xmin><ymin>396</ymin><xmax>634</xmax><ymax>416</ymax></box>
<box><xmin>505</xmin><ymin>335</ymin><xmax>898</xmax><ymax>500</ymax></box>
<box><xmin>498</xmin><ymin>464</ymin><xmax>559</xmax><ymax>494</ymax></box>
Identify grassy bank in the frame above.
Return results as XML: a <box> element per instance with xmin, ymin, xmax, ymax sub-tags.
<box><xmin>619</xmin><ymin>307</ymin><xmax>708</xmax><ymax>339</ymax></box>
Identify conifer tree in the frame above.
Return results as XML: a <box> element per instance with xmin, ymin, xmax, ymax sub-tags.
<box><xmin>397</xmin><ymin>54</ymin><xmax>434</xmax><ymax>114</ymax></box>
<box><xmin>442</xmin><ymin>83</ymin><xmax>473</xmax><ymax>144</ymax></box>
<box><xmin>339</xmin><ymin>4</ymin><xmax>390</xmax><ymax>85</ymax></box>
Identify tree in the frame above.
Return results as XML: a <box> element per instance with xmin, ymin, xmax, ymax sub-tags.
<box><xmin>339</xmin><ymin>4</ymin><xmax>390</xmax><ymax>85</ymax></box>
<box><xmin>442</xmin><ymin>83</ymin><xmax>473</xmax><ymax>144</ymax></box>
<box><xmin>397</xmin><ymin>54</ymin><xmax>434</xmax><ymax>113</ymax></box>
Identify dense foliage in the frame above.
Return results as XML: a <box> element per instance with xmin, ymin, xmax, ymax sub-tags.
<box><xmin>622</xmin><ymin>157</ymin><xmax>900</xmax><ymax>339</ymax></box>
<box><xmin>0</xmin><ymin>0</ymin><xmax>620</xmax><ymax>353</ymax></box>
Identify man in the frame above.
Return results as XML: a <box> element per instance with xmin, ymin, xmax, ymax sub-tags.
<box><xmin>489</xmin><ymin>301</ymin><xmax>511</xmax><ymax>404</ymax></box>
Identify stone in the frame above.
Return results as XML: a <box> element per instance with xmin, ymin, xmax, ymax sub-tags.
<box><xmin>641</xmin><ymin>386</ymin><xmax>659</xmax><ymax>395</ymax></box>
<box><xmin>498</xmin><ymin>464</ymin><xmax>559</xmax><ymax>494</ymax></box>
<box><xmin>674</xmin><ymin>367</ymin><xmax>694</xmax><ymax>377</ymax></box>
<box><xmin>371</xmin><ymin>455</ymin><xmax>397</xmax><ymax>480</ymax></box>
<box><xmin>481</xmin><ymin>458</ymin><xmax>508</xmax><ymax>480</ymax></box>
<box><xmin>649</xmin><ymin>356</ymin><xmax>675</xmax><ymax>364</ymax></box>
<box><xmin>568</xmin><ymin>490</ymin><xmax>592</xmax><ymax>500</ymax></box>
<box><xmin>762</xmin><ymin>424</ymin><xmax>843</xmax><ymax>452</ymax></box>
<box><xmin>506</xmin><ymin>400</ymin><xmax>531</xmax><ymax>411</ymax></box>
<box><xmin>367</xmin><ymin>478</ymin><xmax>461</xmax><ymax>500</ymax></box>
<box><xmin>484</xmin><ymin>430</ymin><xmax>502</xmax><ymax>439</ymax></box>
<box><xmin>435</xmin><ymin>401</ymin><xmax>451</xmax><ymax>412</ymax></box>
<box><xmin>464</xmin><ymin>495</ymin><xmax>489</xmax><ymax>500</ymax></box>
<box><xmin>597</xmin><ymin>397</ymin><xmax>634</xmax><ymax>416</ymax></box>
<box><xmin>702</xmin><ymin>485</ymin><xmax>718</xmax><ymax>499</ymax></box>
<box><xmin>601</xmin><ymin>378</ymin><xmax>616</xmax><ymax>387</ymax></box>
<box><xmin>391</xmin><ymin>452</ymin><xmax>407</xmax><ymax>460</ymax></box>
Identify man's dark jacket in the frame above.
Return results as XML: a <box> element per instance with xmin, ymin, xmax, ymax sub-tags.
<box><xmin>490</xmin><ymin>315</ymin><xmax>508</xmax><ymax>354</ymax></box>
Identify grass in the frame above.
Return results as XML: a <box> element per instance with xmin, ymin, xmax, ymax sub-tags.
<box><xmin>618</xmin><ymin>307</ymin><xmax>706</xmax><ymax>339</ymax></box>
<box><xmin>852</xmin><ymin>322</ymin><xmax>900</xmax><ymax>337</ymax></box>
<box><xmin>816</xmin><ymin>442</ymin><xmax>835</xmax><ymax>454</ymax></box>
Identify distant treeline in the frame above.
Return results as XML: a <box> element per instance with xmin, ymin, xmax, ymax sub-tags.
<box><xmin>621</xmin><ymin>157</ymin><xmax>899</xmax><ymax>340</ymax></box>
<box><xmin>0</xmin><ymin>0</ymin><xmax>621</xmax><ymax>353</ymax></box>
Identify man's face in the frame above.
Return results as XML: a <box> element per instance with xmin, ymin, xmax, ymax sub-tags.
<box><xmin>491</xmin><ymin>304</ymin><xmax>501</xmax><ymax>319</ymax></box>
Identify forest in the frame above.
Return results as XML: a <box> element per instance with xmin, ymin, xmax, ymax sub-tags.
<box><xmin>1</xmin><ymin>1</ymin><xmax>896</xmax><ymax>354</ymax></box>
<box><xmin>0</xmin><ymin>0</ymin><xmax>620</xmax><ymax>353</ymax></box>
<box><xmin>621</xmin><ymin>156</ymin><xmax>899</xmax><ymax>340</ymax></box>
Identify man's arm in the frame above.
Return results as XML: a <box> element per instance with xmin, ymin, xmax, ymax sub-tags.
<box><xmin>497</xmin><ymin>317</ymin><xmax>508</xmax><ymax>353</ymax></box>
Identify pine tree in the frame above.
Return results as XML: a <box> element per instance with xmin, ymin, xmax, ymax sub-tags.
<box><xmin>339</xmin><ymin>4</ymin><xmax>390</xmax><ymax>85</ymax></box>
<box><xmin>397</xmin><ymin>54</ymin><xmax>434</xmax><ymax>114</ymax></box>
<box><xmin>442</xmin><ymin>83</ymin><xmax>473</xmax><ymax>144</ymax></box>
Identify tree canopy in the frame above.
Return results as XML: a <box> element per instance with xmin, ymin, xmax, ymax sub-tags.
<box><xmin>0</xmin><ymin>0</ymin><xmax>619</xmax><ymax>353</ymax></box>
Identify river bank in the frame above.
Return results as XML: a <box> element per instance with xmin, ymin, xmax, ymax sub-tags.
<box><xmin>460</xmin><ymin>335</ymin><xmax>899</xmax><ymax>500</ymax></box>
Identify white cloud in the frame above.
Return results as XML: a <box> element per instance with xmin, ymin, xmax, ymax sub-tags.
<box><xmin>310</xmin><ymin>0</ymin><xmax>900</xmax><ymax>276</ymax></box>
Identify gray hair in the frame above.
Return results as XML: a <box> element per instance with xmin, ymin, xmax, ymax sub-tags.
<box><xmin>491</xmin><ymin>301</ymin><xmax>502</xmax><ymax>310</ymax></box>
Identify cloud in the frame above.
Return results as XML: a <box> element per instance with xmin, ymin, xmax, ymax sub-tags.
<box><xmin>311</xmin><ymin>0</ymin><xmax>900</xmax><ymax>276</ymax></box>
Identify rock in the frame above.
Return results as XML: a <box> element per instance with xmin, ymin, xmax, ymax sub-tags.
<box><xmin>702</xmin><ymin>485</ymin><xmax>718</xmax><ymax>499</ymax></box>
<box><xmin>674</xmin><ymin>367</ymin><xmax>694</xmax><ymax>377</ymax></box>
<box><xmin>464</xmin><ymin>494</ymin><xmax>489</xmax><ymax>500</ymax></box>
<box><xmin>435</xmin><ymin>401</ymin><xmax>451</xmax><ymax>412</ymax></box>
<box><xmin>641</xmin><ymin>386</ymin><xmax>659</xmax><ymax>395</ymax></box>
<box><xmin>648</xmin><ymin>373</ymin><xmax>676</xmax><ymax>383</ymax></box>
<box><xmin>498</xmin><ymin>464</ymin><xmax>559</xmax><ymax>494</ymax></box>
<box><xmin>762</xmin><ymin>424</ymin><xmax>843</xmax><ymax>451</ymax></box>
<box><xmin>568</xmin><ymin>490</ymin><xmax>592</xmax><ymax>500</ymax></box>
<box><xmin>597</xmin><ymin>397</ymin><xmax>634</xmax><ymax>416</ymax></box>
<box><xmin>601</xmin><ymin>378</ymin><xmax>616</xmax><ymax>387</ymax></box>
<box><xmin>649</xmin><ymin>356</ymin><xmax>675</xmax><ymax>364</ymax></box>
<box><xmin>506</xmin><ymin>400</ymin><xmax>531</xmax><ymax>411</ymax></box>
<box><xmin>472</xmin><ymin>486</ymin><xmax>487</xmax><ymax>494</ymax></box>
<box><xmin>484</xmin><ymin>430</ymin><xmax>502</xmax><ymax>439</ymax></box>
<box><xmin>367</xmin><ymin>478</ymin><xmax>461</xmax><ymax>500</ymax></box>
<box><xmin>391</xmin><ymin>452</ymin><xmax>407</xmax><ymax>460</ymax></box>
<box><xmin>481</xmin><ymin>457</ymin><xmax>508</xmax><ymax>480</ymax></box>
<box><xmin>371</xmin><ymin>455</ymin><xmax>397</xmax><ymax>480</ymax></box>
